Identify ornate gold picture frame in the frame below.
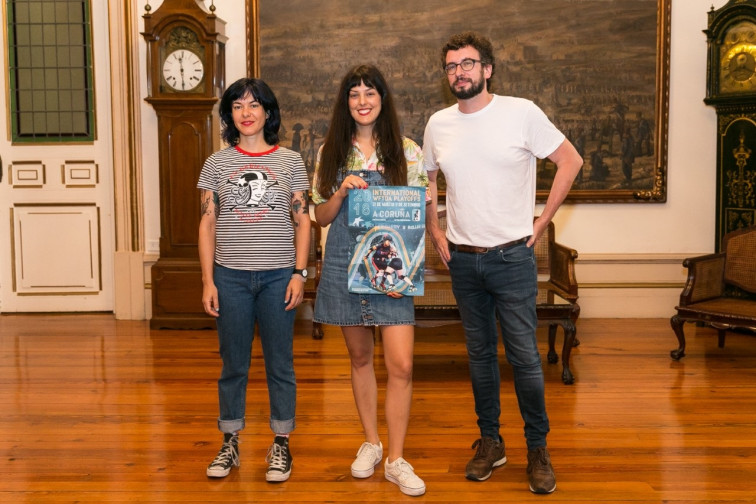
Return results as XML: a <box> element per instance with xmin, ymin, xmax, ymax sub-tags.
<box><xmin>246</xmin><ymin>0</ymin><xmax>670</xmax><ymax>203</ymax></box>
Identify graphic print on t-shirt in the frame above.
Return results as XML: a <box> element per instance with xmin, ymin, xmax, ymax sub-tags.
<box><xmin>227</xmin><ymin>164</ymin><xmax>278</xmax><ymax>222</ymax></box>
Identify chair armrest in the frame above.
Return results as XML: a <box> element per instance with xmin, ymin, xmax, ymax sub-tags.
<box><xmin>679</xmin><ymin>252</ymin><xmax>725</xmax><ymax>305</ymax></box>
<box><xmin>314</xmin><ymin>242</ymin><xmax>323</xmax><ymax>288</ymax></box>
<box><xmin>310</xmin><ymin>219</ymin><xmax>323</xmax><ymax>289</ymax></box>
<box><xmin>548</xmin><ymin>241</ymin><xmax>579</xmax><ymax>302</ymax></box>
<box><xmin>424</xmin><ymin>209</ymin><xmax>449</xmax><ymax>276</ymax></box>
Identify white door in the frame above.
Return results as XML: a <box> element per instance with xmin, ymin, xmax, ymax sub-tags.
<box><xmin>0</xmin><ymin>0</ymin><xmax>114</xmax><ymax>312</ymax></box>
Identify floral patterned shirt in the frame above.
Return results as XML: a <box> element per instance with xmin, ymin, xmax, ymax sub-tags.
<box><xmin>311</xmin><ymin>136</ymin><xmax>430</xmax><ymax>205</ymax></box>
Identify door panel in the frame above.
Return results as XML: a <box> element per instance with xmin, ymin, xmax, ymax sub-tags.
<box><xmin>0</xmin><ymin>0</ymin><xmax>114</xmax><ymax>313</ymax></box>
<box><xmin>12</xmin><ymin>204</ymin><xmax>102</xmax><ymax>293</ymax></box>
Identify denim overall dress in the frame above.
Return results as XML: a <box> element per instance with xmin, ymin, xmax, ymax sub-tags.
<box><xmin>313</xmin><ymin>169</ymin><xmax>415</xmax><ymax>326</ymax></box>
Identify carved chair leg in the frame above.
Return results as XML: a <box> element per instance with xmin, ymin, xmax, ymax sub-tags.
<box><xmin>547</xmin><ymin>324</ymin><xmax>558</xmax><ymax>364</ymax></box>
<box><xmin>560</xmin><ymin>321</ymin><xmax>576</xmax><ymax>385</ymax></box>
<box><xmin>717</xmin><ymin>329</ymin><xmax>726</xmax><ymax>348</ymax></box>
<box><xmin>570</xmin><ymin>305</ymin><xmax>581</xmax><ymax>348</ymax></box>
<box><xmin>670</xmin><ymin>315</ymin><xmax>686</xmax><ymax>360</ymax></box>
<box><xmin>312</xmin><ymin>321</ymin><xmax>324</xmax><ymax>340</ymax></box>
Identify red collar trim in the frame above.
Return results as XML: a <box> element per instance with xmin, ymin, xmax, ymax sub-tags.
<box><xmin>235</xmin><ymin>144</ymin><xmax>279</xmax><ymax>157</ymax></box>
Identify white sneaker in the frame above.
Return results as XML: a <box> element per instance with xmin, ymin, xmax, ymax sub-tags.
<box><xmin>351</xmin><ymin>441</ymin><xmax>383</xmax><ymax>478</ymax></box>
<box><xmin>384</xmin><ymin>457</ymin><xmax>426</xmax><ymax>496</ymax></box>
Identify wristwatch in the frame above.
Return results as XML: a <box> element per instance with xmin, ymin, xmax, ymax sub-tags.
<box><xmin>292</xmin><ymin>268</ymin><xmax>308</xmax><ymax>279</ymax></box>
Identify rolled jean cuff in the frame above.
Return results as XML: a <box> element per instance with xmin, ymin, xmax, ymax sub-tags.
<box><xmin>271</xmin><ymin>418</ymin><xmax>295</xmax><ymax>435</ymax></box>
<box><xmin>218</xmin><ymin>417</ymin><xmax>244</xmax><ymax>434</ymax></box>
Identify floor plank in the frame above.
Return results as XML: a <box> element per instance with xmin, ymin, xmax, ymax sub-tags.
<box><xmin>1</xmin><ymin>314</ymin><xmax>755</xmax><ymax>503</ymax></box>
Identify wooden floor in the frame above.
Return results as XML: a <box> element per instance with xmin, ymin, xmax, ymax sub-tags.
<box><xmin>1</xmin><ymin>315</ymin><xmax>755</xmax><ymax>503</ymax></box>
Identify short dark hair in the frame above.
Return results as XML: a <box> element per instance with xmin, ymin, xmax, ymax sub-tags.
<box><xmin>219</xmin><ymin>78</ymin><xmax>281</xmax><ymax>146</ymax></box>
<box><xmin>442</xmin><ymin>31</ymin><xmax>496</xmax><ymax>90</ymax></box>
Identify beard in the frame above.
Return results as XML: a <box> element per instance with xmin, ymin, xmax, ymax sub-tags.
<box><xmin>450</xmin><ymin>75</ymin><xmax>486</xmax><ymax>100</ymax></box>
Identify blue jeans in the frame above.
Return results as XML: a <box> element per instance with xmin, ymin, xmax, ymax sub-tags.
<box><xmin>213</xmin><ymin>264</ymin><xmax>296</xmax><ymax>435</ymax></box>
<box><xmin>447</xmin><ymin>242</ymin><xmax>549</xmax><ymax>450</ymax></box>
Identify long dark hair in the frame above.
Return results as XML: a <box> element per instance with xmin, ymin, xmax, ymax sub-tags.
<box><xmin>317</xmin><ymin>65</ymin><xmax>407</xmax><ymax>199</ymax></box>
<box><xmin>219</xmin><ymin>78</ymin><xmax>281</xmax><ymax>146</ymax></box>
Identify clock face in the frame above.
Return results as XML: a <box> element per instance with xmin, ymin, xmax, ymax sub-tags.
<box><xmin>720</xmin><ymin>22</ymin><xmax>756</xmax><ymax>94</ymax></box>
<box><xmin>162</xmin><ymin>49</ymin><xmax>205</xmax><ymax>92</ymax></box>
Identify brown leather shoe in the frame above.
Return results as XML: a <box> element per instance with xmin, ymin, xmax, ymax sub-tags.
<box><xmin>464</xmin><ymin>437</ymin><xmax>507</xmax><ymax>481</ymax></box>
<box><xmin>527</xmin><ymin>446</ymin><xmax>556</xmax><ymax>494</ymax></box>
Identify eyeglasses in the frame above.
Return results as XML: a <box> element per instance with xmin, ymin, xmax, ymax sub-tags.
<box><xmin>444</xmin><ymin>58</ymin><xmax>483</xmax><ymax>75</ymax></box>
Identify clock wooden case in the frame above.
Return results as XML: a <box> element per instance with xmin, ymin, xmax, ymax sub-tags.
<box><xmin>704</xmin><ymin>0</ymin><xmax>756</xmax><ymax>251</ymax></box>
<box><xmin>143</xmin><ymin>0</ymin><xmax>226</xmax><ymax>328</ymax></box>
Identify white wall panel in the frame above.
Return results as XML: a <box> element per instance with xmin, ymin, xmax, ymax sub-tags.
<box><xmin>11</xmin><ymin>205</ymin><xmax>101</xmax><ymax>294</ymax></box>
<box><xmin>10</xmin><ymin>162</ymin><xmax>45</xmax><ymax>188</ymax></box>
<box><xmin>63</xmin><ymin>161</ymin><xmax>99</xmax><ymax>188</ymax></box>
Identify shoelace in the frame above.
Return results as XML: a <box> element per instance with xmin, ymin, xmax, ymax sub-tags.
<box><xmin>471</xmin><ymin>438</ymin><xmax>494</xmax><ymax>458</ymax></box>
<box><xmin>210</xmin><ymin>441</ymin><xmax>238</xmax><ymax>468</ymax></box>
<box><xmin>266</xmin><ymin>443</ymin><xmax>288</xmax><ymax>471</ymax></box>
<box><xmin>391</xmin><ymin>459</ymin><xmax>416</xmax><ymax>482</ymax></box>
<box><xmin>356</xmin><ymin>443</ymin><xmax>379</xmax><ymax>462</ymax></box>
<box><xmin>531</xmin><ymin>449</ymin><xmax>551</xmax><ymax>469</ymax></box>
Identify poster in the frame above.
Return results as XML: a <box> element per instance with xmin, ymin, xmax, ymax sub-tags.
<box><xmin>347</xmin><ymin>186</ymin><xmax>425</xmax><ymax>295</ymax></box>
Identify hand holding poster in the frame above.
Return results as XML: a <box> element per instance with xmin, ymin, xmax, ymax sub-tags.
<box><xmin>347</xmin><ymin>186</ymin><xmax>425</xmax><ymax>295</ymax></box>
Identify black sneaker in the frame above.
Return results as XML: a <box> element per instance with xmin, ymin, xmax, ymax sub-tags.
<box><xmin>527</xmin><ymin>446</ymin><xmax>556</xmax><ymax>494</ymax></box>
<box><xmin>265</xmin><ymin>436</ymin><xmax>292</xmax><ymax>482</ymax></box>
<box><xmin>465</xmin><ymin>436</ymin><xmax>507</xmax><ymax>481</ymax></box>
<box><xmin>206</xmin><ymin>434</ymin><xmax>239</xmax><ymax>478</ymax></box>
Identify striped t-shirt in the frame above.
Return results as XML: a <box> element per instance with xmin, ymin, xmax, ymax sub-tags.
<box><xmin>197</xmin><ymin>144</ymin><xmax>309</xmax><ymax>271</ymax></box>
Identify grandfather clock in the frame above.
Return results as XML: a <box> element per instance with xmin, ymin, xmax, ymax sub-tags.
<box><xmin>704</xmin><ymin>0</ymin><xmax>756</xmax><ymax>251</ymax></box>
<box><xmin>143</xmin><ymin>0</ymin><xmax>226</xmax><ymax>328</ymax></box>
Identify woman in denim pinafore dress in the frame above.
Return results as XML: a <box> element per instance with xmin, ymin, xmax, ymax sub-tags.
<box><xmin>311</xmin><ymin>65</ymin><xmax>429</xmax><ymax>497</ymax></box>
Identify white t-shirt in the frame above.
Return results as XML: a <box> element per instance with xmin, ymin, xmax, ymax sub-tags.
<box><xmin>197</xmin><ymin>144</ymin><xmax>309</xmax><ymax>270</ymax></box>
<box><xmin>423</xmin><ymin>95</ymin><xmax>565</xmax><ymax>247</ymax></box>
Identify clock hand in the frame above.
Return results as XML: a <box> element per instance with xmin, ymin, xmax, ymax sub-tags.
<box><xmin>177</xmin><ymin>51</ymin><xmax>187</xmax><ymax>90</ymax></box>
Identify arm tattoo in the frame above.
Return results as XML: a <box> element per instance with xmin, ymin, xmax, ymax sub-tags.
<box><xmin>200</xmin><ymin>191</ymin><xmax>210</xmax><ymax>217</ymax></box>
<box><xmin>200</xmin><ymin>190</ymin><xmax>219</xmax><ymax>218</ymax></box>
<box><xmin>292</xmin><ymin>191</ymin><xmax>309</xmax><ymax>215</ymax></box>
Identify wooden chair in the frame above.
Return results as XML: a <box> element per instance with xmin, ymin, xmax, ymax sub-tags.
<box><xmin>670</xmin><ymin>225</ymin><xmax>756</xmax><ymax>360</ymax></box>
<box><xmin>414</xmin><ymin>211</ymin><xmax>581</xmax><ymax>384</ymax></box>
<box><xmin>303</xmin><ymin>219</ymin><xmax>324</xmax><ymax>339</ymax></box>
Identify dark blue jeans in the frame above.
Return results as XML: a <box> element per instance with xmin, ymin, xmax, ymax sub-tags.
<box><xmin>213</xmin><ymin>264</ymin><xmax>296</xmax><ymax>435</ymax></box>
<box><xmin>448</xmin><ymin>242</ymin><xmax>549</xmax><ymax>450</ymax></box>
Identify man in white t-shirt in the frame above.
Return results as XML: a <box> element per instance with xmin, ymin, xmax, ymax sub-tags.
<box><xmin>423</xmin><ymin>31</ymin><xmax>583</xmax><ymax>495</ymax></box>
